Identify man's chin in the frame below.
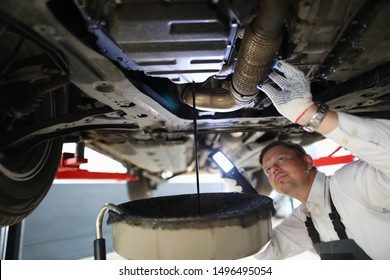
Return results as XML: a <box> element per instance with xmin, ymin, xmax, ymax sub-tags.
<box><xmin>278</xmin><ymin>183</ymin><xmax>292</xmax><ymax>196</ymax></box>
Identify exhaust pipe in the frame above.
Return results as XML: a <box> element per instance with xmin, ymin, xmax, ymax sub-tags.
<box><xmin>182</xmin><ymin>0</ymin><xmax>287</xmax><ymax>112</ymax></box>
<box><xmin>181</xmin><ymin>86</ymin><xmax>242</xmax><ymax>113</ymax></box>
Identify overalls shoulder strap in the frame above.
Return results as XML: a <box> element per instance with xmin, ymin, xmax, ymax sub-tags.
<box><xmin>328</xmin><ymin>193</ymin><xmax>348</xmax><ymax>240</ymax></box>
<box><xmin>304</xmin><ymin>216</ymin><xmax>321</xmax><ymax>244</ymax></box>
<box><xmin>304</xmin><ymin>192</ymin><xmax>372</xmax><ymax>259</ymax></box>
<box><xmin>305</xmin><ymin>192</ymin><xmax>348</xmax><ymax>244</ymax></box>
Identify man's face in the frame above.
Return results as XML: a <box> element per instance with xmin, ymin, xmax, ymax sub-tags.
<box><xmin>262</xmin><ymin>145</ymin><xmax>312</xmax><ymax>198</ymax></box>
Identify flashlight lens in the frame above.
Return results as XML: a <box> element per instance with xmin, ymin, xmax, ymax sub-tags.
<box><xmin>212</xmin><ymin>151</ymin><xmax>234</xmax><ymax>173</ymax></box>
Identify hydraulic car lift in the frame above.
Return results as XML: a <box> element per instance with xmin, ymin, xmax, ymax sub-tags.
<box><xmin>55</xmin><ymin>152</ymin><xmax>139</xmax><ymax>181</ymax></box>
<box><xmin>55</xmin><ymin>146</ymin><xmax>355</xmax><ymax>181</ymax></box>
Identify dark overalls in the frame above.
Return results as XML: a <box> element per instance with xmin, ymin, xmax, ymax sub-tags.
<box><xmin>305</xmin><ymin>192</ymin><xmax>372</xmax><ymax>260</ymax></box>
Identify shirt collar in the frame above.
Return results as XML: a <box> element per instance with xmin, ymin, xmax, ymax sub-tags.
<box><xmin>303</xmin><ymin>171</ymin><xmax>328</xmax><ymax>212</ymax></box>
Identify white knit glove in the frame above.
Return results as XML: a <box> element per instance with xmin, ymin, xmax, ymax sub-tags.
<box><xmin>257</xmin><ymin>60</ymin><xmax>314</xmax><ymax>123</ymax></box>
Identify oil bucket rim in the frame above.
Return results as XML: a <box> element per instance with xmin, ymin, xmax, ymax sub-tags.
<box><xmin>107</xmin><ymin>192</ymin><xmax>274</xmax><ymax>230</ymax></box>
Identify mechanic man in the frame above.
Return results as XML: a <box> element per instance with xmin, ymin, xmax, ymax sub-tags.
<box><xmin>254</xmin><ymin>60</ymin><xmax>390</xmax><ymax>260</ymax></box>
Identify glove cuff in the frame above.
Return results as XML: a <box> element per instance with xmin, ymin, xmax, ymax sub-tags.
<box><xmin>294</xmin><ymin>107</ymin><xmax>311</xmax><ymax>123</ymax></box>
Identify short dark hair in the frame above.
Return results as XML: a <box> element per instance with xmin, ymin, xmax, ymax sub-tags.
<box><xmin>259</xmin><ymin>140</ymin><xmax>307</xmax><ymax>165</ymax></box>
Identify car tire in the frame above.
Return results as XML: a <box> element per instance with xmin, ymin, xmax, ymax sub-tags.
<box><xmin>0</xmin><ymin>137</ymin><xmax>63</xmax><ymax>226</ymax></box>
<box><xmin>0</xmin><ymin>86</ymin><xmax>66</xmax><ymax>227</ymax></box>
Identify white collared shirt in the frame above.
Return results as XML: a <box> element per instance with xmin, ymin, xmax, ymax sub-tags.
<box><xmin>255</xmin><ymin>113</ymin><xmax>390</xmax><ymax>259</ymax></box>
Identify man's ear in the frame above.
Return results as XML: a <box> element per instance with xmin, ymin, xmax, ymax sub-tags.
<box><xmin>304</xmin><ymin>154</ymin><xmax>314</xmax><ymax>170</ymax></box>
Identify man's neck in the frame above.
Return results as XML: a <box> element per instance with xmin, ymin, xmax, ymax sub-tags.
<box><xmin>297</xmin><ymin>169</ymin><xmax>317</xmax><ymax>204</ymax></box>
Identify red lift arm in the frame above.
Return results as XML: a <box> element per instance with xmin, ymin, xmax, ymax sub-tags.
<box><xmin>55</xmin><ymin>152</ymin><xmax>138</xmax><ymax>181</ymax></box>
<box><xmin>313</xmin><ymin>146</ymin><xmax>356</xmax><ymax>167</ymax></box>
<box><xmin>56</xmin><ymin>147</ymin><xmax>355</xmax><ymax>180</ymax></box>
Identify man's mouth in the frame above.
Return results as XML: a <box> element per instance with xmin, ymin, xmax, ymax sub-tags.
<box><xmin>276</xmin><ymin>173</ymin><xmax>288</xmax><ymax>184</ymax></box>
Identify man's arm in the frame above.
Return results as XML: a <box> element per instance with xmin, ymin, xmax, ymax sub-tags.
<box><xmin>258</xmin><ymin>60</ymin><xmax>390</xmax><ymax>174</ymax></box>
<box><xmin>254</xmin><ymin>208</ymin><xmax>314</xmax><ymax>260</ymax></box>
<box><xmin>295</xmin><ymin>104</ymin><xmax>339</xmax><ymax>135</ymax></box>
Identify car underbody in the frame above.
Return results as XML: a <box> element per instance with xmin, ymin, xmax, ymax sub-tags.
<box><xmin>0</xmin><ymin>0</ymin><xmax>389</xmax><ymax>226</ymax></box>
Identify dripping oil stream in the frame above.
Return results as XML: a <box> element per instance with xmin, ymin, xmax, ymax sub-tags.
<box><xmin>192</xmin><ymin>82</ymin><xmax>201</xmax><ymax>215</ymax></box>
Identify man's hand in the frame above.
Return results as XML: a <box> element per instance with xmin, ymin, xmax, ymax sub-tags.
<box><xmin>257</xmin><ymin>60</ymin><xmax>314</xmax><ymax>124</ymax></box>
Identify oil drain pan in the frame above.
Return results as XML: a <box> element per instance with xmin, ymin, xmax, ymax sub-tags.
<box><xmin>107</xmin><ymin>192</ymin><xmax>274</xmax><ymax>259</ymax></box>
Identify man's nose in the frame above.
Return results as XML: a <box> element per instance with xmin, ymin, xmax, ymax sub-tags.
<box><xmin>270</xmin><ymin>165</ymin><xmax>280</xmax><ymax>174</ymax></box>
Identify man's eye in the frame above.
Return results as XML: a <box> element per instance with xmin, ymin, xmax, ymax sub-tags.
<box><xmin>264</xmin><ymin>167</ymin><xmax>271</xmax><ymax>175</ymax></box>
<box><xmin>277</xmin><ymin>156</ymin><xmax>286</xmax><ymax>163</ymax></box>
